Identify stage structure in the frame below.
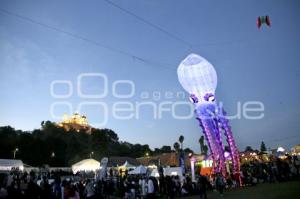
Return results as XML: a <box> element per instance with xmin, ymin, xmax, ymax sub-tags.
<box><xmin>177</xmin><ymin>54</ymin><xmax>240</xmax><ymax>177</ymax></box>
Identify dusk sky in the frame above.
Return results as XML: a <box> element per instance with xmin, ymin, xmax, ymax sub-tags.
<box><xmin>1</xmin><ymin>0</ymin><xmax>300</xmax><ymax>153</ymax></box>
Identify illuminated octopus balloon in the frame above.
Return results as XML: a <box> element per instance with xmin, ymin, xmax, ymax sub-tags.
<box><xmin>177</xmin><ymin>53</ymin><xmax>240</xmax><ymax>178</ymax></box>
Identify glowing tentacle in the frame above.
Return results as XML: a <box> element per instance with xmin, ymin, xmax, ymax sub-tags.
<box><xmin>195</xmin><ymin>103</ymin><xmax>226</xmax><ymax>174</ymax></box>
<box><xmin>218</xmin><ymin>109</ymin><xmax>241</xmax><ymax>183</ymax></box>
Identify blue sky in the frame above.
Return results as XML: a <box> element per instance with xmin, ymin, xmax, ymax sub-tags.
<box><xmin>0</xmin><ymin>0</ymin><xmax>300</xmax><ymax>152</ymax></box>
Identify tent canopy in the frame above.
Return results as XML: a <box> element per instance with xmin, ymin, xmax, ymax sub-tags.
<box><xmin>150</xmin><ymin>167</ymin><xmax>183</xmax><ymax>177</ymax></box>
<box><xmin>128</xmin><ymin>165</ymin><xmax>147</xmax><ymax>175</ymax></box>
<box><xmin>71</xmin><ymin>158</ymin><xmax>100</xmax><ymax>174</ymax></box>
<box><xmin>118</xmin><ymin>161</ymin><xmax>136</xmax><ymax>169</ymax></box>
<box><xmin>0</xmin><ymin>159</ymin><xmax>24</xmax><ymax>171</ymax></box>
<box><xmin>164</xmin><ymin>167</ymin><xmax>183</xmax><ymax>176</ymax></box>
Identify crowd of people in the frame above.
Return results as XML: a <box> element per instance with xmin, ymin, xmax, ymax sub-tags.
<box><xmin>239</xmin><ymin>155</ymin><xmax>300</xmax><ymax>186</ymax></box>
<box><xmin>0</xmin><ymin>156</ymin><xmax>299</xmax><ymax>199</ymax></box>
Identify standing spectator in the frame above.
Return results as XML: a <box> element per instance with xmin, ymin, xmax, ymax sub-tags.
<box><xmin>53</xmin><ymin>176</ymin><xmax>62</xmax><ymax>199</ymax></box>
<box><xmin>68</xmin><ymin>185</ymin><xmax>80</xmax><ymax>199</ymax></box>
<box><xmin>107</xmin><ymin>179</ymin><xmax>115</xmax><ymax>199</ymax></box>
<box><xmin>40</xmin><ymin>176</ymin><xmax>51</xmax><ymax>199</ymax></box>
<box><xmin>158</xmin><ymin>168</ymin><xmax>165</xmax><ymax>195</ymax></box>
<box><xmin>84</xmin><ymin>179</ymin><xmax>95</xmax><ymax>199</ymax></box>
<box><xmin>26</xmin><ymin>177</ymin><xmax>40</xmax><ymax>199</ymax></box>
<box><xmin>0</xmin><ymin>185</ymin><xmax>8</xmax><ymax>199</ymax></box>
<box><xmin>293</xmin><ymin>156</ymin><xmax>300</xmax><ymax>177</ymax></box>
<box><xmin>165</xmin><ymin>176</ymin><xmax>175</xmax><ymax>199</ymax></box>
<box><xmin>198</xmin><ymin>174</ymin><xmax>209</xmax><ymax>199</ymax></box>
<box><xmin>139</xmin><ymin>176</ymin><xmax>146</xmax><ymax>198</ymax></box>
<box><xmin>147</xmin><ymin>177</ymin><xmax>155</xmax><ymax>198</ymax></box>
<box><xmin>215</xmin><ymin>173</ymin><xmax>225</xmax><ymax>197</ymax></box>
<box><xmin>7</xmin><ymin>181</ymin><xmax>21</xmax><ymax>199</ymax></box>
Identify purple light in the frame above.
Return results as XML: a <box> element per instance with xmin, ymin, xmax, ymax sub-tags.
<box><xmin>177</xmin><ymin>53</ymin><xmax>241</xmax><ymax>180</ymax></box>
<box><xmin>224</xmin><ymin>151</ymin><xmax>230</xmax><ymax>158</ymax></box>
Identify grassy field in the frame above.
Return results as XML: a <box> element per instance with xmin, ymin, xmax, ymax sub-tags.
<box><xmin>185</xmin><ymin>181</ymin><xmax>300</xmax><ymax>199</ymax></box>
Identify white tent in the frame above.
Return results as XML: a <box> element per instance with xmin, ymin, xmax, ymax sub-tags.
<box><xmin>118</xmin><ymin>161</ymin><xmax>136</xmax><ymax>170</ymax></box>
<box><xmin>150</xmin><ymin>169</ymin><xmax>159</xmax><ymax>177</ymax></box>
<box><xmin>0</xmin><ymin>159</ymin><xmax>24</xmax><ymax>171</ymax></box>
<box><xmin>71</xmin><ymin>158</ymin><xmax>100</xmax><ymax>174</ymax></box>
<box><xmin>150</xmin><ymin>167</ymin><xmax>183</xmax><ymax>177</ymax></box>
<box><xmin>128</xmin><ymin>165</ymin><xmax>147</xmax><ymax>175</ymax></box>
<box><xmin>164</xmin><ymin>167</ymin><xmax>183</xmax><ymax>177</ymax></box>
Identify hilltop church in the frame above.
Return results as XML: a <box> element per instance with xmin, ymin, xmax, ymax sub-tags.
<box><xmin>57</xmin><ymin>113</ymin><xmax>92</xmax><ymax>134</ymax></box>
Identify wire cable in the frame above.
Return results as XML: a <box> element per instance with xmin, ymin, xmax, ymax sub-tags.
<box><xmin>103</xmin><ymin>0</ymin><xmax>192</xmax><ymax>48</ymax></box>
<box><xmin>0</xmin><ymin>8</ymin><xmax>176</xmax><ymax>71</ymax></box>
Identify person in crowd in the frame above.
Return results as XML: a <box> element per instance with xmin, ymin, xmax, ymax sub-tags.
<box><xmin>165</xmin><ymin>176</ymin><xmax>175</xmax><ymax>199</ymax></box>
<box><xmin>7</xmin><ymin>181</ymin><xmax>21</xmax><ymax>199</ymax></box>
<box><xmin>63</xmin><ymin>182</ymin><xmax>72</xmax><ymax>199</ymax></box>
<box><xmin>0</xmin><ymin>155</ymin><xmax>299</xmax><ymax>199</ymax></box>
<box><xmin>26</xmin><ymin>175</ymin><xmax>40</xmax><ymax>199</ymax></box>
<box><xmin>0</xmin><ymin>185</ymin><xmax>8</xmax><ymax>199</ymax></box>
<box><xmin>173</xmin><ymin>176</ymin><xmax>181</xmax><ymax>196</ymax></box>
<box><xmin>215</xmin><ymin>173</ymin><xmax>225</xmax><ymax>197</ymax></box>
<box><xmin>124</xmin><ymin>178</ymin><xmax>130</xmax><ymax>199</ymax></box>
<box><xmin>107</xmin><ymin>179</ymin><xmax>115</xmax><ymax>199</ymax></box>
<box><xmin>76</xmin><ymin>180</ymin><xmax>85</xmax><ymax>199</ymax></box>
<box><xmin>52</xmin><ymin>176</ymin><xmax>62</xmax><ymax>199</ymax></box>
<box><xmin>129</xmin><ymin>180</ymin><xmax>136</xmax><ymax>199</ymax></box>
<box><xmin>139</xmin><ymin>176</ymin><xmax>146</xmax><ymax>198</ymax></box>
<box><xmin>68</xmin><ymin>184</ymin><xmax>80</xmax><ymax>199</ymax></box>
<box><xmin>146</xmin><ymin>177</ymin><xmax>155</xmax><ymax>198</ymax></box>
<box><xmin>181</xmin><ymin>180</ymin><xmax>188</xmax><ymax>195</ymax></box>
<box><xmin>198</xmin><ymin>174</ymin><xmax>209</xmax><ymax>199</ymax></box>
<box><xmin>118</xmin><ymin>178</ymin><xmax>126</xmax><ymax>198</ymax></box>
<box><xmin>40</xmin><ymin>176</ymin><xmax>51</xmax><ymax>199</ymax></box>
<box><xmin>293</xmin><ymin>155</ymin><xmax>300</xmax><ymax>177</ymax></box>
<box><xmin>158</xmin><ymin>168</ymin><xmax>165</xmax><ymax>196</ymax></box>
<box><xmin>84</xmin><ymin>179</ymin><xmax>95</xmax><ymax>199</ymax></box>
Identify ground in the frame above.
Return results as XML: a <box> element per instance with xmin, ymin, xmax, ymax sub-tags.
<box><xmin>185</xmin><ymin>181</ymin><xmax>300</xmax><ymax>199</ymax></box>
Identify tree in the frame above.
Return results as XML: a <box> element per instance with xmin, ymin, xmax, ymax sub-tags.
<box><xmin>203</xmin><ymin>145</ymin><xmax>208</xmax><ymax>155</ymax></box>
<box><xmin>199</xmin><ymin>136</ymin><xmax>204</xmax><ymax>153</ymax></box>
<box><xmin>260</xmin><ymin>141</ymin><xmax>267</xmax><ymax>152</ymax></box>
<box><xmin>245</xmin><ymin>146</ymin><xmax>254</xmax><ymax>152</ymax></box>
<box><xmin>1</xmin><ymin>123</ymin><xmax>197</xmax><ymax>166</ymax></box>
<box><xmin>183</xmin><ymin>148</ymin><xmax>193</xmax><ymax>153</ymax></box>
<box><xmin>160</xmin><ymin>145</ymin><xmax>172</xmax><ymax>153</ymax></box>
<box><xmin>0</xmin><ymin>124</ymin><xmax>145</xmax><ymax>166</ymax></box>
<box><xmin>41</xmin><ymin>121</ymin><xmax>45</xmax><ymax>128</ymax></box>
<box><xmin>173</xmin><ymin>142</ymin><xmax>180</xmax><ymax>153</ymax></box>
<box><xmin>199</xmin><ymin>136</ymin><xmax>209</xmax><ymax>155</ymax></box>
<box><xmin>179</xmin><ymin>135</ymin><xmax>184</xmax><ymax>150</ymax></box>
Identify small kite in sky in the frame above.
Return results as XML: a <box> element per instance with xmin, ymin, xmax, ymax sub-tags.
<box><xmin>257</xmin><ymin>16</ymin><xmax>271</xmax><ymax>29</ymax></box>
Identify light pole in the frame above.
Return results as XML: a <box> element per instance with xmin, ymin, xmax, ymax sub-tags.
<box><xmin>189</xmin><ymin>153</ymin><xmax>196</xmax><ymax>182</ymax></box>
<box><xmin>13</xmin><ymin>148</ymin><xmax>19</xmax><ymax>159</ymax></box>
<box><xmin>50</xmin><ymin>152</ymin><xmax>56</xmax><ymax>166</ymax></box>
<box><xmin>90</xmin><ymin>151</ymin><xmax>94</xmax><ymax>158</ymax></box>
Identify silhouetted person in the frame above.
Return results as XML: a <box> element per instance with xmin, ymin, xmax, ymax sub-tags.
<box><xmin>198</xmin><ymin>174</ymin><xmax>208</xmax><ymax>199</ymax></box>
<box><xmin>7</xmin><ymin>181</ymin><xmax>21</xmax><ymax>199</ymax></box>
<box><xmin>165</xmin><ymin>176</ymin><xmax>175</xmax><ymax>199</ymax></box>
<box><xmin>215</xmin><ymin>173</ymin><xmax>225</xmax><ymax>197</ymax></box>
<box><xmin>26</xmin><ymin>177</ymin><xmax>41</xmax><ymax>199</ymax></box>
